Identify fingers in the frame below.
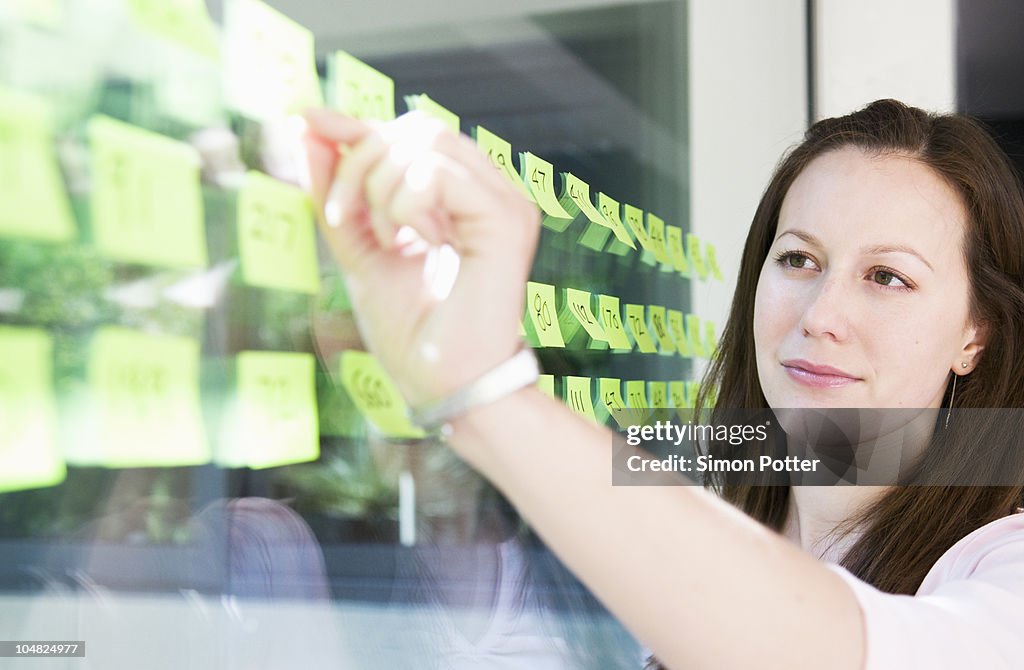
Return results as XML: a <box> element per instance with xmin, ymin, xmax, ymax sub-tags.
<box><xmin>305</xmin><ymin>107</ymin><xmax>540</xmax><ymax>264</ymax></box>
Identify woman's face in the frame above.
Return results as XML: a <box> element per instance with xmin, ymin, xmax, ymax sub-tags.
<box><xmin>753</xmin><ymin>146</ymin><xmax>985</xmax><ymax>410</ymax></box>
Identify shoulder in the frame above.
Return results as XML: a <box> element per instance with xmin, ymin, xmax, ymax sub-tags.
<box><xmin>919</xmin><ymin>511</ymin><xmax>1024</xmax><ymax>595</ymax></box>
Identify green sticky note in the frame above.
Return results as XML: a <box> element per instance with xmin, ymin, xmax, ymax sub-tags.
<box><xmin>624</xmin><ymin>380</ymin><xmax>649</xmax><ymax>409</ymax></box>
<box><xmin>687</xmin><ymin>233</ymin><xmax>708</xmax><ymax>280</ymax></box>
<box><xmin>704</xmin><ymin>320</ymin><xmax>719</xmax><ymax>358</ymax></box>
<box><xmin>623</xmin><ymin>204</ymin><xmax>654</xmax><ymax>266</ymax></box>
<box><xmin>647</xmin><ymin>213</ymin><xmax>672</xmax><ymax>268</ymax></box>
<box><xmin>596</xmin><ymin>193</ymin><xmax>636</xmax><ymax>254</ymax></box>
<box><xmin>564</xmin><ymin>288</ymin><xmax>607</xmax><ymax>344</ymax></box>
<box><xmin>127</xmin><ymin>0</ymin><xmax>220</xmax><ymax>59</ymax></box>
<box><xmin>686</xmin><ymin>314</ymin><xmax>706</xmax><ymax>358</ymax></box>
<box><xmin>405</xmin><ymin>94</ymin><xmax>459</xmax><ymax>133</ymax></box>
<box><xmin>328</xmin><ymin>50</ymin><xmax>395</xmax><ymax>121</ymax></box>
<box><xmin>538</xmin><ymin>374</ymin><xmax>555</xmax><ymax>398</ymax></box>
<box><xmin>89</xmin><ymin>327</ymin><xmax>209</xmax><ymax>467</ymax></box>
<box><xmin>219</xmin><ymin>351</ymin><xmax>319</xmax><ymax>469</ymax></box>
<box><xmin>521</xmin><ymin>153</ymin><xmax>573</xmax><ymax>230</ymax></box>
<box><xmin>668</xmin><ymin>381</ymin><xmax>687</xmax><ymax>410</ymax></box>
<box><xmin>648</xmin><ymin>305</ymin><xmax>676</xmax><ymax>355</ymax></box>
<box><xmin>625</xmin><ymin>304</ymin><xmax>658</xmax><ymax>354</ymax></box>
<box><xmin>705</xmin><ymin>242</ymin><xmax>725</xmax><ymax>281</ymax></box>
<box><xmin>564</xmin><ymin>376</ymin><xmax>598</xmax><ymax>423</ymax></box>
<box><xmin>668</xmin><ymin>309</ymin><xmax>692</xmax><ymax>358</ymax></box>
<box><xmin>0</xmin><ymin>327</ymin><xmax>65</xmax><ymax>492</ymax></box>
<box><xmin>560</xmin><ymin>173</ymin><xmax>609</xmax><ymax>251</ymax></box>
<box><xmin>526</xmin><ymin>282</ymin><xmax>565</xmax><ymax>348</ymax></box>
<box><xmin>666</xmin><ymin>225</ymin><xmax>691</xmax><ymax>278</ymax></box>
<box><xmin>0</xmin><ymin>88</ymin><xmax>76</xmax><ymax>242</ymax></box>
<box><xmin>223</xmin><ymin>0</ymin><xmax>323</xmax><ymax>120</ymax></box>
<box><xmin>597</xmin><ymin>377</ymin><xmax>627</xmax><ymax>427</ymax></box>
<box><xmin>339</xmin><ymin>351</ymin><xmax>424</xmax><ymax>439</ymax></box>
<box><xmin>237</xmin><ymin>170</ymin><xmax>320</xmax><ymax>294</ymax></box>
<box><xmin>474</xmin><ymin>126</ymin><xmax>533</xmax><ymax>202</ymax></box>
<box><xmin>597</xmin><ymin>294</ymin><xmax>631</xmax><ymax>351</ymax></box>
<box><xmin>88</xmin><ymin>115</ymin><xmax>207</xmax><ymax>268</ymax></box>
<box><xmin>649</xmin><ymin>382</ymin><xmax>668</xmax><ymax>409</ymax></box>
<box><xmin>686</xmin><ymin>381</ymin><xmax>702</xmax><ymax>408</ymax></box>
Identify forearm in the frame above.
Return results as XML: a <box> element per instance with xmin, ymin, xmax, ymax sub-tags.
<box><xmin>448</xmin><ymin>387</ymin><xmax>865</xmax><ymax>670</ymax></box>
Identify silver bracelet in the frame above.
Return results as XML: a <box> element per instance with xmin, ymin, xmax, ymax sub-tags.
<box><xmin>407</xmin><ymin>346</ymin><xmax>540</xmax><ymax>433</ymax></box>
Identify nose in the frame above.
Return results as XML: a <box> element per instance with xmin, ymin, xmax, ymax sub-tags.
<box><xmin>798</xmin><ymin>274</ymin><xmax>851</xmax><ymax>341</ymax></box>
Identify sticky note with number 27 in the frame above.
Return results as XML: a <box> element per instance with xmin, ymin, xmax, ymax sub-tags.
<box><xmin>237</xmin><ymin>170</ymin><xmax>320</xmax><ymax>294</ymax></box>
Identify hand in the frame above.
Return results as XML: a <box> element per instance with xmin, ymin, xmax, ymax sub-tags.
<box><xmin>303</xmin><ymin>109</ymin><xmax>541</xmax><ymax>407</ymax></box>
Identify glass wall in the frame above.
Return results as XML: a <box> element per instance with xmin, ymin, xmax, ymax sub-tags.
<box><xmin>0</xmin><ymin>0</ymin><xmax>723</xmax><ymax>667</ymax></box>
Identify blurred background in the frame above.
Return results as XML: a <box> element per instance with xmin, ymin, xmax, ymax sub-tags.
<box><xmin>0</xmin><ymin>0</ymin><xmax>1021</xmax><ymax>667</ymax></box>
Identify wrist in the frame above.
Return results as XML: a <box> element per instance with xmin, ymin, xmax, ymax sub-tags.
<box><xmin>406</xmin><ymin>344</ymin><xmax>540</xmax><ymax>433</ymax></box>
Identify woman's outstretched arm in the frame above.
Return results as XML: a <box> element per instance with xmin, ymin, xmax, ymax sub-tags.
<box><xmin>302</xmin><ymin>107</ymin><xmax>865</xmax><ymax>670</ymax></box>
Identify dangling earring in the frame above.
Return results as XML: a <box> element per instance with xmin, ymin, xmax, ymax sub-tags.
<box><xmin>945</xmin><ymin>372</ymin><xmax>958</xmax><ymax>430</ymax></box>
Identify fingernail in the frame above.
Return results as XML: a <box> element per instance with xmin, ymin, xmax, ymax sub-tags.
<box><xmin>325</xmin><ymin>178</ymin><xmax>347</xmax><ymax>228</ymax></box>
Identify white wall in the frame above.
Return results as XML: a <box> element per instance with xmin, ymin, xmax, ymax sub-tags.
<box><xmin>687</xmin><ymin>0</ymin><xmax>809</xmax><ymax>376</ymax></box>
<box><xmin>814</xmin><ymin>0</ymin><xmax>956</xmax><ymax>119</ymax></box>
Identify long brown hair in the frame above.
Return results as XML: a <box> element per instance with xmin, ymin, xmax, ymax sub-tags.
<box><xmin>693</xmin><ymin>99</ymin><xmax>1024</xmax><ymax>599</ymax></box>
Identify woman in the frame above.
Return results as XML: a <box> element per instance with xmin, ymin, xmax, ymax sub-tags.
<box><xmin>302</xmin><ymin>100</ymin><xmax>1024</xmax><ymax>669</ymax></box>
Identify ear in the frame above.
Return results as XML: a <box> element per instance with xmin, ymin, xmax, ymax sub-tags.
<box><xmin>956</xmin><ymin>320</ymin><xmax>989</xmax><ymax>374</ymax></box>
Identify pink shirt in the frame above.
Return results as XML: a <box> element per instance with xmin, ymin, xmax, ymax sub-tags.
<box><xmin>825</xmin><ymin>510</ymin><xmax>1024</xmax><ymax>669</ymax></box>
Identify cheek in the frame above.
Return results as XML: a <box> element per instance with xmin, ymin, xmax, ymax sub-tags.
<box><xmin>753</xmin><ymin>269</ymin><xmax>796</xmax><ymax>346</ymax></box>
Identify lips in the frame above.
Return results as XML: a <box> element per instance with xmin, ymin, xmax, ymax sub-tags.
<box><xmin>781</xmin><ymin>359</ymin><xmax>861</xmax><ymax>388</ymax></box>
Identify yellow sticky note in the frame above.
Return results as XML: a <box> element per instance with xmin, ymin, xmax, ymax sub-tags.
<box><xmin>0</xmin><ymin>89</ymin><xmax>76</xmax><ymax>242</ymax></box>
<box><xmin>687</xmin><ymin>381</ymin><xmax>702</xmax><ymax>408</ymax></box>
<box><xmin>704</xmin><ymin>320</ymin><xmax>719</xmax><ymax>358</ymax></box>
<box><xmin>521</xmin><ymin>153</ymin><xmax>573</xmax><ymax>230</ymax></box>
<box><xmin>705</xmin><ymin>242</ymin><xmax>725</xmax><ymax>281</ymax></box>
<box><xmin>88</xmin><ymin>115</ymin><xmax>206</xmax><ymax>268</ymax></box>
<box><xmin>564</xmin><ymin>376</ymin><xmax>598</xmax><ymax>423</ymax></box>
<box><xmin>624</xmin><ymin>304</ymin><xmax>658</xmax><ymax>354</ymax></box>
<box><xmin>237</xmin><ymin>171</ymin><xmax>320</xmax><ymax>294</ymax></box>
<box><xmin>597</xmin><ymin>193</ymin><xmax>636</xmax><ymax>254</ymax></box>
<box><xmin>646</xmin><ymin>213</ymin><xmax>672</xmax><ymax>268</ymax></box>
<box><xmin>597</xmin><ymin>294</ymin><xmax>631</xmax><ymax>351</ymax></box>
<box><xmin>564</xmin><ymin>288</ymin><xmax>606</xmax><ymax>343</ymax></box>
<box><xmin>560</xmin><ymin>173</ymin><xmax>609</xmax><ymax>251</ymax></box>
<box><xmin>220</xmin><ymin>351</ymin><xmax>319</xmax><ymax>469</ymax></box>
<box><xmin>328</xmin><ymin>50</ymin><xmax>395</xmax><ymax>121</ymax></box>
<box><xmin>223</xmin><ymin>0</ymin><xmax>323</xmax><ymax>120</ymax></box>
<box><xmin>474</xmin><ymin>126</ymin><xmax>533</xmax><ymax>202</ymax></box>
<box><xmin>648</xmin><ymin>305</ymin><xmax>676</xmax><ymax>355</ymax></box>
<box><xmin>668</xmin><ymin>381</ymin><xmax>687</xmax><ymax>409</ymax></box>
<box><xmin>538</xmin><ymin>374</ymin><xmax>555</xmax><ymax>398</ymax></box>
<box><xmin>668</xmin><ymin>309</ymin><xmax>692</xmax><ymax>358</ymax></box>
<box><xmin>526</xmin><ymin>282</ymin><xmax>565</xmax><ymax>348</ymax></box>
<box><xmin>0</xmin><ymin>327</ymin><xmax>65</xmax><ymax>492</ymax></box>
<box><xmin>686</xmin><ymin>314</ymin><xmax>706</xmax><ymax>358</ymax></box>
<box><xmin>666</xmin><ymin>225</ymin><xmax>691</xmax><ymax>278</ymax></box>
<box><xmin>405</xmin><ymin>94</ymin><xmax>459</xmax><ymax>133</ymax></box>
<box><xmin>624</xmin><ymin>380</ymin><xmax>649</xmax><ymax>409</ymax></box>
<box><xmin>339</xmin><ymin>351</ymin><xmax>425</xmax><ymax>439</ymax></box>
<box><xmin>597</xmin><ymin>377</ymin><xmax>627</xmax><ymax>427</ymax></box>
<box><xmin>89</xmin><ymin>327</ymin><xmax>209</xmax><ymax>467</ymax></box>
<box><xmin>687</xmin><ymin>233</ymin><xmax>708</xmax><ymax>280</ymax></box>
<box><xmin>623</xmin><ymin>204</ymin><xmax>655</xmax><ymax>266</ymax></box>
<box><xmin>127</xmin><ymin>0</ymin><xmax>220</xmax><ymax>59</ymax></box>
<box><xmin>649</xmin><ymin>382</ymin><xmax>668</xmax><ymax>409</ymax></box>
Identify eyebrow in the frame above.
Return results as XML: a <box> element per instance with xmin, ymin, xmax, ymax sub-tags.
<box><xmin>775</xmin><ymin>229</ymin><xmax>935</xmax><ymax>272</ymax></box>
